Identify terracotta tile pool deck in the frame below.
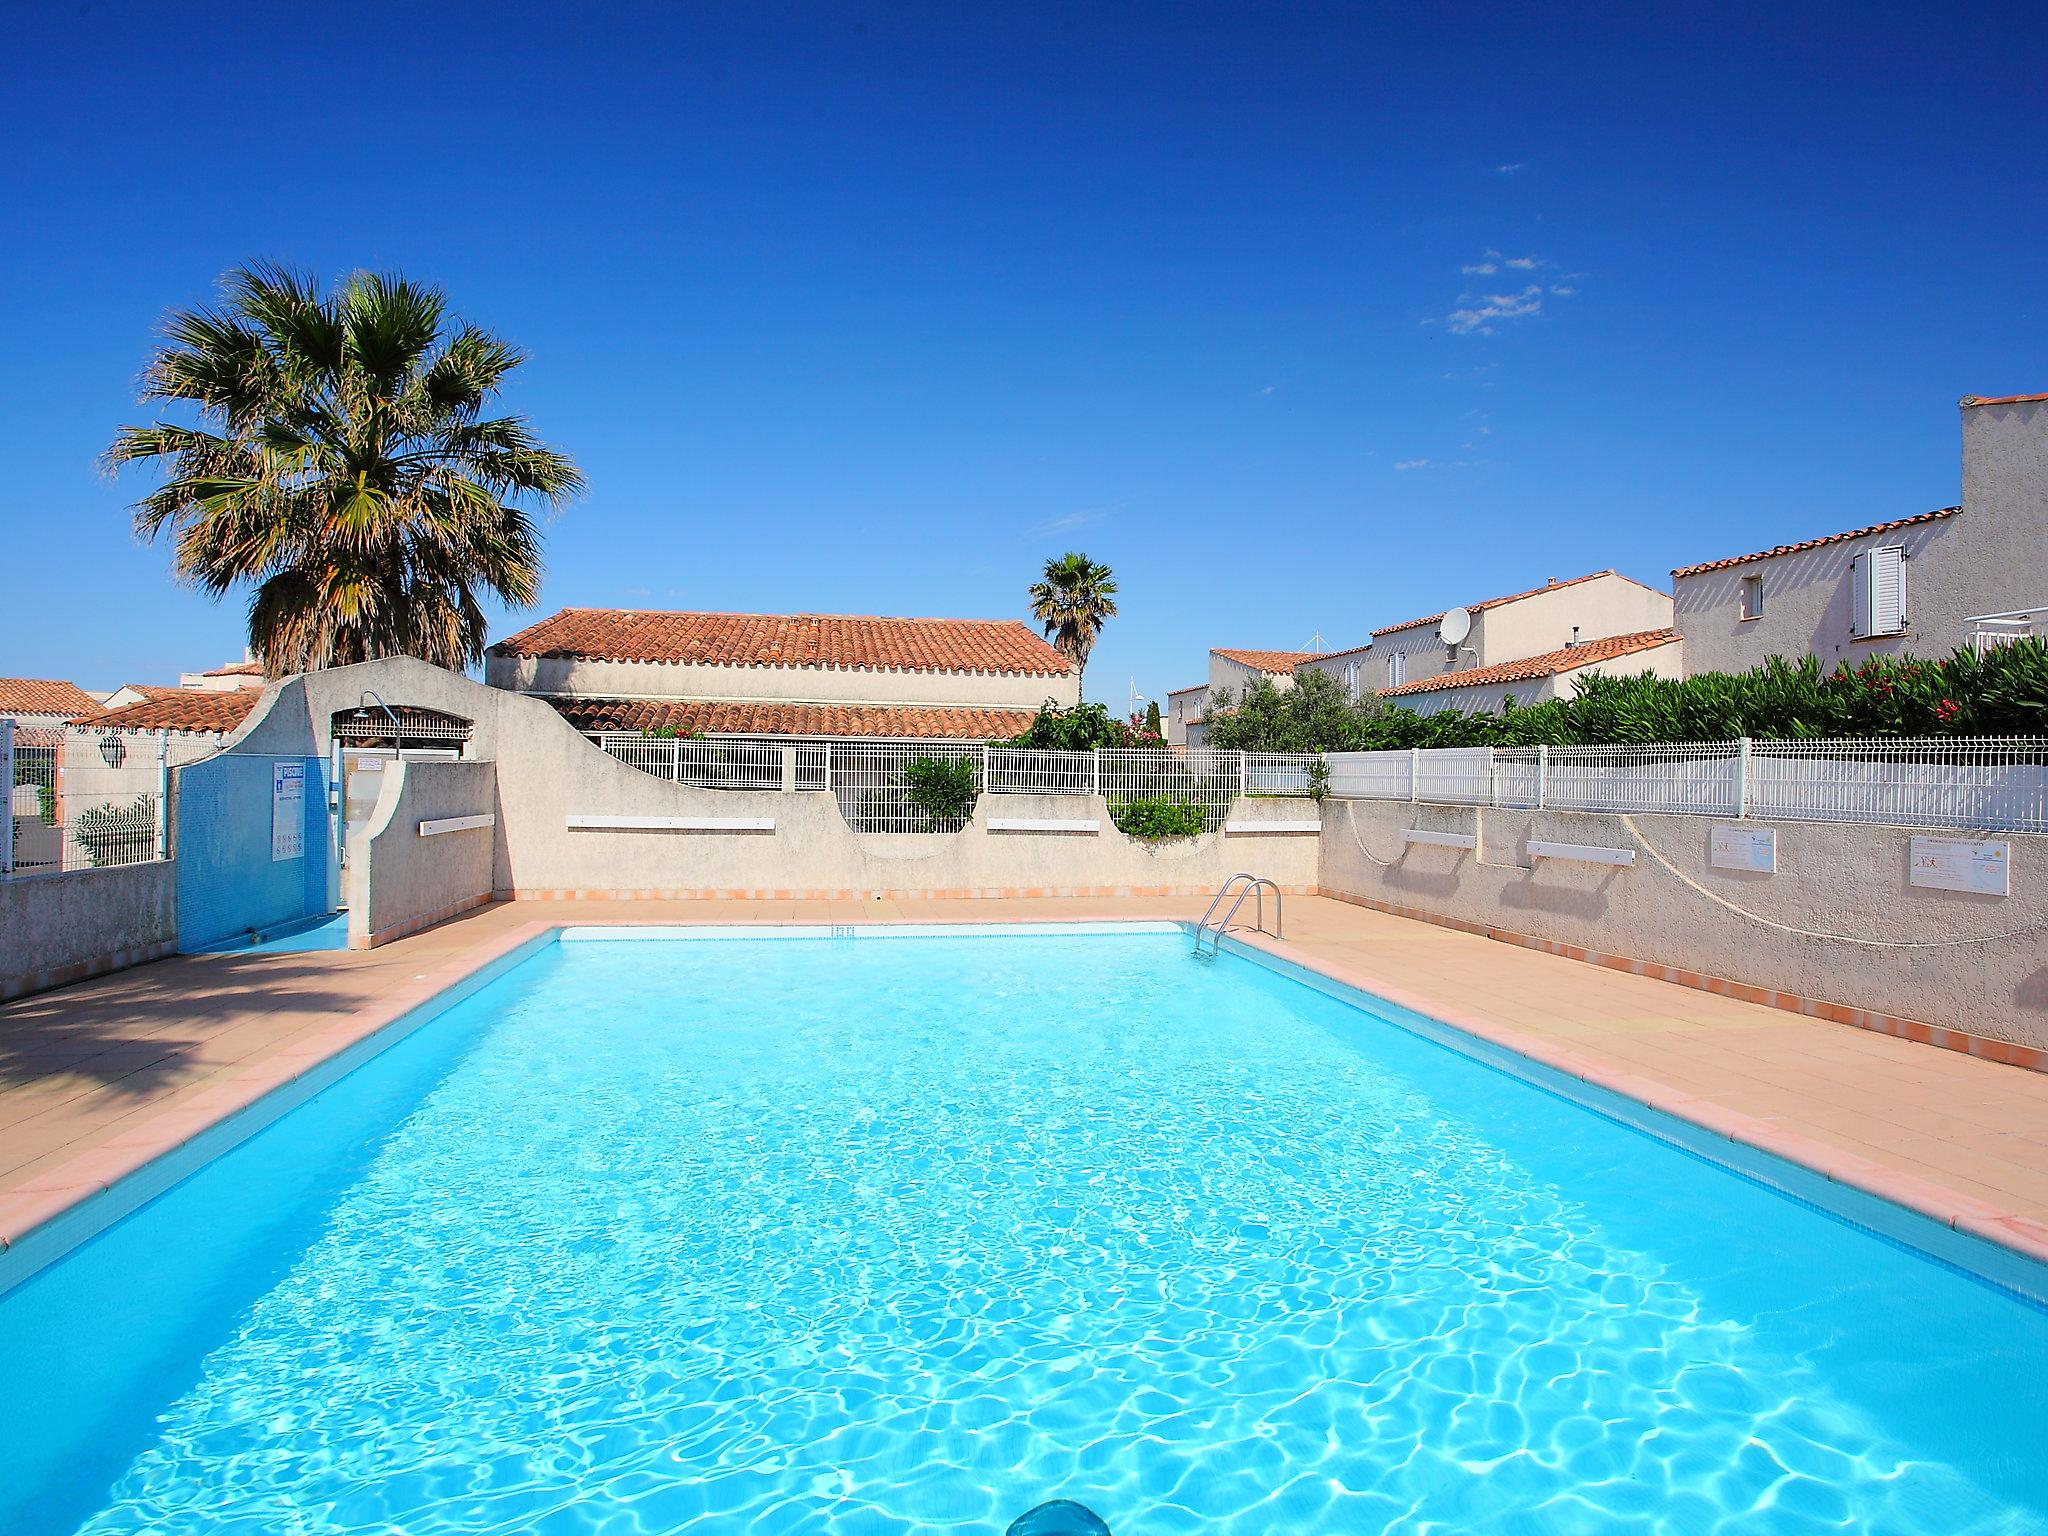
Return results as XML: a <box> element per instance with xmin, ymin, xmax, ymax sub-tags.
<box><xmin>2</xmin><ymin>895</ymin><xmax>2045</xmax><ymax>1265</ymax></box>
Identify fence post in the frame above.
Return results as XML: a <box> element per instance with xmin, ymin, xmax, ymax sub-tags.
<box><xmin>1237</xmin><ymin>751</ymin><xmax>1247</xmax><ymax>798</ymax></box>
<box><xmin>155</xmin><ymin>731</ymin><xmax>170</xmax><ymax>860</ymax></box>
<box><xmin>981</xmin><ymin>742</ymin><xmax>991</xmax><ymax>788</ymax></box>
<box><xmin>0</xmin><ymin>717</ymin><xmax>12</xmax><ymax>877</ymax></box>
<box><xmin>1737</xmin><ymin>736</ymin><xmax>1753</xmax><ymax>818</ymax></box>
<box><xmin>822</xmin><ymin>742</ymin><xmax>833</xmax><ymax>792</ymax></box>
<box><xmin>1484</xmin><ymin>745</ymin><xmax>1497</xmax><ymax>806</ymax></box>
<box><xmin>1537</xmin><ymin>744</ymin><xmax>1549</xmax><ymax>810</ymax></box>
<box><xmin>669</xmin><ymin>737</ymin><xmax>681</xmax><ymax>783</ymax></box>
<box><xmin>1409</xmin><ymin>748</ymin><xmax>1420</xmax><ymax>803</ymax></box>
<box><xmin>1092</xmin><ymin>749</ymin><xmax>1101</xmax><ymax>797</ymax></box>
<box><xmin>780</xmin><ymin>744</ymin><xmax>797</xmax><ymax>794</ymax></box>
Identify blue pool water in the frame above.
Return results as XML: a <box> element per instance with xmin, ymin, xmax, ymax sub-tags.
<box><xmin>3</xmin><ymin>927</ymin><xmax>2045</xmax><ymax>1534</ymax></box>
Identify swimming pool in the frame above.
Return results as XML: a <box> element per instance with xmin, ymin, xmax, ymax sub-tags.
<box><xmin>4</xmin><ymin>924</ymin><xmax>2045</xmax><ymax>1534</ymax></box>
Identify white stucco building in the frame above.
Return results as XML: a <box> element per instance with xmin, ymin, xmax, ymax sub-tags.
<box><xmin>1347</xmin><ymin>570</ymin><xmax>1676</xmax><ymax>714</ymax></box>
<box><xmin>485</xmin><ymin>609</ymin><xmax>1078</xmax><ymax>740</ymax></box>
<box><xmin>1171</xmin><ymin>647</ymin><xmax>1330</xmax><ymax>747</ymax></box>
<box><xmin>1673</xmin><ymin>393</ymin><xmax>2048</xmax><ymax>672</ymax></box>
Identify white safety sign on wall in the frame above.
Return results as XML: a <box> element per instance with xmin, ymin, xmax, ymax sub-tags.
<box><xmin>1907</xmin><ymin>836</ymin><xmax>2009</xmax><ymax>897</ymax></box>
<box><xmin>1710</xmin><ymin>824</ymin><xmax>1776</xmax><ymax>873</ymax></box>
<box><xmin>272</xmin><ymin>760</ymin><xmax>306</xmax><ymax>862</ymax></box>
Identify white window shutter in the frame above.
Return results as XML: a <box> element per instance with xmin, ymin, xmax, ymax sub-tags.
<box><xmin>1869</xmin><ymin>545</ymin><xmax>1906</xmax><ymax>635</ymax></box>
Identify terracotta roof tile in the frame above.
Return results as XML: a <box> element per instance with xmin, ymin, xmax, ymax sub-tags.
<box><xmin>201</xmin><ymin>659</ymin><xmax>266</xmax><ymax>677</ymax></box>
<box><xmin>1296</xmin><ymin>641</ymin><xmax>1374</xmax><ymax>665</ymax></box>
<box><xmin>0</xmin><ymin>677</ymin><xmax>101</xmax><ymax>716</ymax></box>
<box><xmin>1378</xmin><ymin>629</ymin><xmax>1679</xmax><ymax>698</ymax></box>
<box><xmin>1960</xmin><ymin>392</ymin><xmax>2048</xmax><ymax>408</ymax></box>
<box><xmin>490</xmin><ymin>609</ymin><xmax>1073</xmax><ymax>676</ymax></box>
<box><xmin>548</xmin><ymin>698</ymin><xmax>1039</xmax><ymax>741</ymax></box>
<box><xmin>73</xmin><ymin>690</ymin><xmax>261</xmax><ymax>734</ymax></box>
<box><xmin>1370</xmin><ymin>570</ymin><xmax>1638</xmax><ymax>638</ymax></box>
<box><xmin>1671</xmin><ymin>507</ymin><xmax>1959</xmax><ymax>579</ymax></box>
<box><xmin>1211</xmin><ymin>648</ymin><xmax>1330</xmax><ymax>671</ymax></box>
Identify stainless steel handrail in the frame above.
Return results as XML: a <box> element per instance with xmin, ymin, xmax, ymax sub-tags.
<box><xmin>1193</xmin><ymin>873</ymin><xmax>1283</xmax><ymax>956</ymax></box>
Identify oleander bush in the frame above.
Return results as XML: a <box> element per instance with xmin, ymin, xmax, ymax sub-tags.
<box><xmin>1202</xmin><ymin>641</ymin><xmax>2048</xmax><ymax>752</ymax></box>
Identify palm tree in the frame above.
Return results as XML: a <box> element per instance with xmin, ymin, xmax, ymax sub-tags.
<box><xmin>1028</xmin><ymin>552</ymin><xmax>1118</xmax><ymax>693</ymax></box>
<box><xmin>107</xmin><ymin>264</ymin><xmax>582</xmax><ymax>674</ymax></box>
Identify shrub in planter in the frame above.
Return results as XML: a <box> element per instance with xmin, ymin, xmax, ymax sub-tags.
<box><xmin>902</xmin><ymin>754</ymin><xmax>979</xmax><ymax>829</ymax></box>
<box><xmin>1110</xmin><ymin>794</ymin><xmax>1208</xmax><ymax>841</ymax></box>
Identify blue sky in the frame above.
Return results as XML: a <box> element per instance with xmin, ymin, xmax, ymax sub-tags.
<box><xmin>3</xmin><ymin>2</ymin><xmax>2043</xmax><ymax>702</ymax></box>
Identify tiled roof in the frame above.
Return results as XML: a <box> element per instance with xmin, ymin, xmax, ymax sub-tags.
<box><xmin>490</xmin><ymin>609</ymin><xmax>1073</xmax><ymax>676</ymax></box>
<box><xmin>1960</xmin><ymin>392</ymin><xmax>2048</xmax><ymax>408</ymax></box>
<box><xmin>0</xmin><ymin>677</ymin><xmax>101</xmax><ymax>716</ymax></box>
<box><xmin>201</xmin><ymin>659</ymin><xmax>265</xmax><ymax>677</ymax></box>
<box><xmin>73</xmin><ymin>690</ymin><xmax>261</xmax><ymax>734</ymax></box>
<box><xmin>1211</xmin><ymin>648</ymin><xmax>1330</xmax><ymax>672</ymax></box>
<box><xmin>1670</xmin><ymin>507</ymin><xmax>1960</xmax><ymax>578</ymax></box>
<box><xmin>1378</xmin><ymin>629</ymin><xmax>1679</xmax><ymax>698</ymax></box>
<box><xmin>1167</xmin><ymin>682</ymin><xmax>1208</xmax><ymax>697</ymax></box>
<box><xmin>1296</xmin><ymin>640</ymin><xmax>1373</xmax><ymax>665</ymax></box>
<box><xmin>548</xmin><ymin>697</ymin><xmax>1039</xmax><ymax>741</ymax></box>
<box><xmin>1371</xmin><ymin>570</ymin><xmax>1633</xmax><ymax>638</ymax></box>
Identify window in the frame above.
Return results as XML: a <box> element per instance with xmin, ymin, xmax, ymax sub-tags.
<box><xmin>1343</xmin><ymin>661</ymin><xmax>1361</xmax><ymax>702</ymax></box>
<box><xmin>1851</xmin><ymin>545</ymin><xmax>1907</xmax><ymax>637</ymax></box>
<box><xmin>1740</xmin><ymin>573</ymin><xmax>1764</xmax><ymax>620</ymax></box>
<box><xmin>1388</xmin><ymin>650</ymin><xmax>1407</xmax><ymax>687</ymax></box>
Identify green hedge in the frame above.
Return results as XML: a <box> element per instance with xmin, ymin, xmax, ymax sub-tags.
<box><xmin>1203</xmin><ymin>640</ymin><xmax>2048</xmax><ymax>752</ymax></box>
<box><xmin>1109</xmin><ymin>795</ymin><xmax>1209</xmax><ymax>840</ymax></box>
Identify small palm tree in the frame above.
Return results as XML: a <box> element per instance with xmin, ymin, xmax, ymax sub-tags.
<box><xmin>108</xmin><ymin>264</ymin><xmax>582</xmax><ymax>674</ymax></box>
<box><xmin>1028</xmin><ymin>552</ymin><xmax>1118</xmax><ymax>693</ymax></box>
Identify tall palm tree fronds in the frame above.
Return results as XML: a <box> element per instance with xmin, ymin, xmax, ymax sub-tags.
<box><xmin>107</xmin><ymin>263</ymin><xmax>582</xmax><ymax>674</ymax></box>
<box><xmin>1028</xmin><ymin>551</ymin><xmax>1119</xmax><ymax>692</ymax></box>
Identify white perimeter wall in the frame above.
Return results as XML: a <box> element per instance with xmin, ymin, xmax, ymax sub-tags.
<box><xmin>1318</xmin><ymin>796</ymin><xmax>2048</xmax><ymax>1051</ymax></box>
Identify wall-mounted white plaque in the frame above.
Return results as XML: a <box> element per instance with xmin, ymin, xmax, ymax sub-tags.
<box><xmin>1710</xmin><ymin>824</ymin><xmax>1776</xmax><ymax>873</ymax></box>
<box><xmin>1908</xmin><ymin>836</ymin><xmax>2009</xmax><ymax>896</ymax></box>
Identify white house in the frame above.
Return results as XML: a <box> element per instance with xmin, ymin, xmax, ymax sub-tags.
<box><xmin>484</xmin><ymin>608</ymin><xmax>1078</xmax><ymax>740</ymax></box>
<box><xmin>1377</xmin><ymin>628</ymin><xmax>1684</xmax><ymax>715</ymax></box>
<box><xmin>1353</xmin><ymin>570</ymin><xmax>1675</xmax><ymax>714</ymax></box>
<box><xmin>1673</xmin><ymin>393</ymin><xmax>2048</xmax><ymax>671</ymax></box>
<box><xmin>1173</xmin><ymin>647</ymin><xmax>1330</xmax><ymax>746</ymax></box>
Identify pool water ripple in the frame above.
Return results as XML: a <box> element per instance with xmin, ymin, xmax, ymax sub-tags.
<box><xmin>8</xmin><ymin>932</ymin><xmax>2047</xmax><ymax>1534</ymax></box>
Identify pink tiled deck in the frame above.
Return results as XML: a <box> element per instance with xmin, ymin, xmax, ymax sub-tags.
<box><xmin>2</xmin><ymin>896</ymin><xmax>2045</xmax><ymax>1262</ymax></box>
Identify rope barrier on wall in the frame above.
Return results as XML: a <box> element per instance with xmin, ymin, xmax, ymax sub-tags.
<box><xmin>1615</xmin><ymin>813</ymin><xmax>2048</xmax><ymax>950</ymax></box>
<box><xmin>1333</xmin><ymin>797</ymin><xmax>2045</xmax><ymax>950</ymax></box>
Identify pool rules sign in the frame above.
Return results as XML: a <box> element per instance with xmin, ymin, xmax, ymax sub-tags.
<box><xmin>271</xmin><ymin>761</ymin><xmax>306</xmax><ymax>862</ymax></box>
<box><xmin>1908</xmin><ymin>836</ymin><xmax>2009</xmax><ymax>897</ymax></box>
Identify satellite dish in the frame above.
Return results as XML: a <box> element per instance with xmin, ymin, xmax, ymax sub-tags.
<box><xmin>1438</xmin><ymin>606</ymin><xmax>1473</xmax><ymax>647</ymax></box>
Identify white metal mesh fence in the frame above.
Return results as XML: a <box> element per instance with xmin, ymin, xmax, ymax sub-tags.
<box><xmin>1324</xmin><ymin>737</ymin><xmax>2048</xmax><ymax>833</ymax></box>
<box><xmin>4</xmin><ymin>724</ymin><xmax>217</xmax><ymax>876</ymax></box>
<box><xmin>826</xmin><ymin>742</ymin><xmax>983</xmax><ymax>833</ymax></box>
<box><xmin>1747</xmin><ymin>738</ymin><xmax>2048</xmax><ymax>831</ymax></box>
<box><xmin>592</xmin><ymin>736</ymin><xmax>1322</xmax><ymax>833</ymax></box>
<box><xmin>590</xmin><ymin>732</ymin><xmax>2048</xmax><ymax>835</ymax></box>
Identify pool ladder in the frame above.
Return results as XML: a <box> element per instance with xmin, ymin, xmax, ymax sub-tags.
<box><xmin>1193</xmin><ymin>873</ymin><xmax>1282</xmax><ymax>957</ymax></box>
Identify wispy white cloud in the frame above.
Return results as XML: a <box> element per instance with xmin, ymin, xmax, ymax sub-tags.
<box><xmin>1441</xmin><ymin>252</ymin><xmax>1577</xmax><ymax>334</ymax></box>
<box><xmin>624</xmin><ymin>585</ymin><xmax>651</xmax><ymax>599</ymax></box>
<box><xmin>1258</xmin><ymin>384</ymin><xmax>1278</xmax><ymax>395</ymax></box>
<box><xmin>1394</xmin><ymin>458</ymin><xmax>1431</xmax><ymax>471</ymax></box>
<box><xmin>1446</xmin><ymin>284</ymin><xmax>1545</xmax><ymax>335</ymax></box>
<box><xmin>1027</xmin><ymin>506</ymin><xmax>1109</xmax><ymax>539</ymax></box>
<box><xmin>1496</xmin><ymin>162</ymin><xmax>1525</xmax><ymax>175</ymax></box>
